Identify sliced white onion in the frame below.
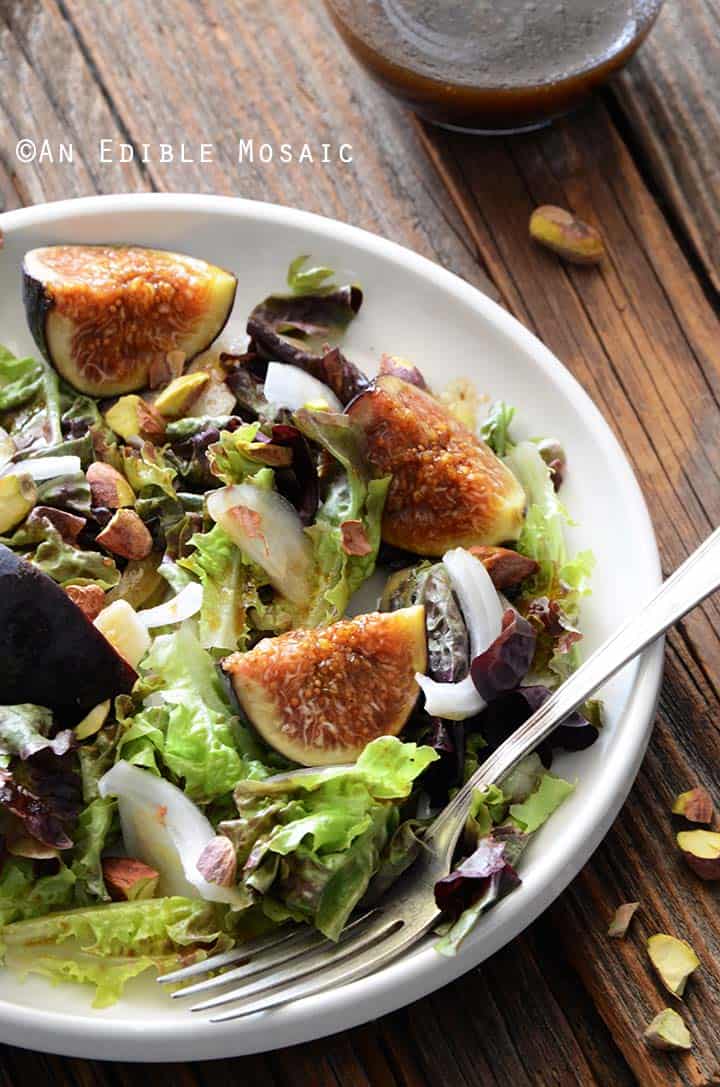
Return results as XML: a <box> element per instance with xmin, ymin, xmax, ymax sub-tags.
<box><xmin>137</xmin><ymin>581</ymin><xmax>203</xmax><ymax>629</ymax></box>
<box><xmin>98</xmin><ymin>761</ymin><xmax>245</xmax><ymax>907</ymax></box>
<box><xmin>414</xmin><ymin>547</ymin><xmax>504</xmax><ymax>720</ymax></box>
<box><xmin>142</xmin><ymin>690</ymin><xmax>166</xmax><ymax>709</ymax></box>
<box><xmin>443</xmin><ymin>547</ymin><xmax>504</xmax><ymax>655</ymax></box>
<box><xmin>3</xmin><ymin>455</ymin><xmax>81</xmax><ymax>481</ymax></box>
<box><xmin>207</xmin><ymin>482</ymin><xmax>313</xmax><ymax>605</ymax></box>
<box><xmin>415</xmin><ymin>672</ymin><xmax>486</xmax><ymax>720</ymax></box>
<box><xmin>263</xmin><ymin>361</ymin><xmax>342</xmax><ymax>414</ymax></box>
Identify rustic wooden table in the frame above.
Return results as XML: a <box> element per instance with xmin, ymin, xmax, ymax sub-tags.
<box><xmin>1</xmin><ymin>0</ymin><xmax>719</xmax><ymax>1082</ymax></box>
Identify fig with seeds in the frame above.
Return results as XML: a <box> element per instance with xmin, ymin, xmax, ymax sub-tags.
<box><xmin>223</xmin><ymin>606</ymin><xmax>427</xmax><ymax>765</ymax></box>
<box><xmin>347</xmin><ymin>374</ymin><xmax>526</xmax><ymax>555</ymax></box>
<box><xmin>23</xmin><ymin>245</ymin><xmax>237</xmax><ymax>396</ymax></box>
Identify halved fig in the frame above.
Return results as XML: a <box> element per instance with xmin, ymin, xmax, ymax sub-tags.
<box><xmin>0</xmin><ymin>543</ymin><xmax>136</xmax><ymax>724</ymax></box>
<box><xmin>223</xmin><ymin>606</ymin><xmax>427</xmax><ymax>765</ymax></box>
<box><xmin>23</xmin><ymin>245</ymin><xmax>237</xmax><ymax>397</ymax></box>
<box><xmin>347</xmin><ymin>375</ymin><xmax>526</xmax><ymax>555</ymax></box>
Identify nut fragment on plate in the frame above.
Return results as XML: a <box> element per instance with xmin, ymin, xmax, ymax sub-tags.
<box><xmin>469</xmin><ymin>545</ymin><xmax>539</xmax><ymax>590</ymax></box>
<box><xmin>529</xmin><ymin>205</ymin><xmax>605</xmax><ymax>265</ymax></box>
<box><xmin>196</xmin><ymin>836</ymin><xmax>237</xmax><ymax>887</ymax></box>
<box><xmin>105</xmin><ymin>395</ymin><xmax>166</xmax><ymax>442</ymax></box>
<box><xmin>87</xmin><ymin>462</ymin><xmax>135</xmax><ymax>510</ymax></box>
<box><xmin>677</xmin><ymin>829</ymin><xmax>720</xmax><ymax>880</ymax></box>
<box><xmin>608</xmin><ymin>901</ymin><xmax>639</xmax><ymax>939</ymax></box>
<box><xmin>672</xmin><ymin>787</ymin><xmax>713</xmax><ymax>824</ymax></box>
<box><xmin>96</xmin><ymin>508</ymin><xmax>153</xmax><ymax>560</ymax></box>
<box><xmin>647</xmin><ymin>934</ymin><xmax>700</xmax><ymax>998</ymax></box>
<box><xmin>65</xmin><ymin>583</ymin><xmax>106</xmax><ymax>621</ymax></box>
<box><xmin>29</xmin><ymin>505</ymin><xmax>86</xmax><ymax>543</ymax></box>
<box><xmin>102</xmin><ymin>857</ymin><xmax>160</xmax><ymax>901</ymax></box>
<box><xmin>644</xmin><ymin>1008</ymin><xmax>692</xmax><ymax>1051</ymax></box>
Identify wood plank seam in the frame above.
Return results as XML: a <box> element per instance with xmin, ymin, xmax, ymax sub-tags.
<box><xmin>51</xmin><ymin>0</ymin><xmax>156</xmax><ymax>192</ymax></box>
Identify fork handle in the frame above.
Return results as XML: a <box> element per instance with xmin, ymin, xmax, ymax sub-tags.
<box><xmin>427</xmin><ymin>524</ymin><xmax>720</xmax><ymax>853</ymax></box>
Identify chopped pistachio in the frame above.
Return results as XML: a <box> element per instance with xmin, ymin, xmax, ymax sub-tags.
<box><xmin>74</xmin><ymin>699</ymin><xmax>111</xmax><ymax>741</ymax></box>
<box><xmin>677</xmin><ymin>829</ymin><xmax>720</xmax><ymax>880</ymax></box>
<box><xmin>644</xmin><ymin>1008</ymin><xmax>692</xmax><ymax>1051</ymax></box>
<box><xmin>0</xmin><ymin>473</ymin><xmax>36</xmax><ymax>533</ymax></box>
<box><xmin>154</xmin><ymin>372</ymin><xmax>209</xmax><ymax>418</ymax></box>
<box><xmin>672</xmin><ymin>787</ymin><xmax>713</xmax><ymax>824</ymax></box>
<box><xmin>529</xmin><ymin>205</ymin><xmax>605</xmax><ymax>265</ymax></box>
<box><xmin>608</xmin><ymin>901</ymin><xmax>639</xmax><ymax>939</ymax></box>
<box><xmin>647</xmin><ymin>934</ymin><xmax>700</xmax><ymax>998</ymax></box>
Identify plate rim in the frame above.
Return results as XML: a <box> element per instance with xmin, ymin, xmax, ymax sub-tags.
<box><xmin>0</xmin><ymin>192</ymin><xmax>663</xmax><ymax>1061</ymax></box>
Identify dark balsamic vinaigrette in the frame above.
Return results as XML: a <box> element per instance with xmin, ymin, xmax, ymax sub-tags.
<box><xmin>326</xmin><ymin>0</ymin><xmax>663</xmax><ymax>133</ymax></box>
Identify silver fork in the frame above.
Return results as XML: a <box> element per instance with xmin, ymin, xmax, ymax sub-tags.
<box><xmin>158</xmin><ymin>525</ymin><xmax>720</xmax><ymax>1022</ymax></box>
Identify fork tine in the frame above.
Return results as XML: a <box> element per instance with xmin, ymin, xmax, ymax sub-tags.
<box><xmin>207</xmin><ymin>917</ymin><xmax>433</xmax><ymax>1022</ymax></box>
<box><xmin>172</xmin><ymin>926</ymin><xmax>336</xmax><ymax>1000</ymax></box>
<box><xmin>192</xmin><ymin>914</ymin><xmax>401</xmax><ymax>1013</ymax></box>
<box><xmin>156</xmin><ymin>925</ymin><xmax>296</xmax><ymax>985</ymax></box>
<box><xmin>169</xmin><ymin>910</ymin><xmax>378</xmax><ymax>999</ymax></box>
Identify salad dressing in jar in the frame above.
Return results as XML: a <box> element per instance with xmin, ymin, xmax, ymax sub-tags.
<box><xmin>325</xmin><ymin>0</ymin><xmax>663</xmax><ymax>133</ymax></box>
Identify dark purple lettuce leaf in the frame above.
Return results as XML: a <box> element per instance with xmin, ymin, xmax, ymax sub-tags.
<box><xmin>270</xmin><ymin>424</ymin><xmax>319</xmax><ymax>526</ymax></box>
<box><xmin>535</xmin><ymin>438</ymin><xmax>567</xmax><ymax>491</ymax></box>
<box><xmin>222</xmin><ymin>354</ymin><xmax>274</xmax><ymax>422</ymax></box>
<box><xmin>247</xmin><ymin>286</ymin><xmax>368</xmax><ymax>405</ymax></box>
<box><xmin>422</xmin><ymin>716</ymin><xmax>466</xmax><ymax>806</ymax></box>
<box><xmin>0</xmin><ymin>746</ymin><xmax>81</xmax><ymax>850</ymax></box>
<box><xmin>379</xmin><ymin>353</ymin><xmax>428</xmax><ymax>390</ymax></box>
<box><xmin>434</xmin><ymin>832</ymin><xmax>521</xmax><ymax>920</ymax></box>
<box><xmin>470</xmin><ymin>609</ymin><xmax>536</xmax><ymax>702</ymax></box>
<box><xmin>469</xmin><ymin>684</ymin><xmax>599</xmax><ymax>769</ymax></box>
<box><xmin>526</xmin><ymin>596</ymin><xmax>582</xmax><ymax>658</ymax></box>
<box><xmin>167</xmin><ymin>418</ymin><xmax>243</xmax><ymax>492</ymax></box>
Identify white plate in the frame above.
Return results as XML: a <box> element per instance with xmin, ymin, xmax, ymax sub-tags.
<box><xmin>0</xmin><ymin>194</ymin><xmax>662</xmax><ymax>1061</ymax></box>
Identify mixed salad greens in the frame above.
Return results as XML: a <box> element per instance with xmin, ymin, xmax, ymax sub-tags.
<box><xmin>0</xmin><ymin>246</ymin><xmax>598</xmax><ymax>1007</ymax></box>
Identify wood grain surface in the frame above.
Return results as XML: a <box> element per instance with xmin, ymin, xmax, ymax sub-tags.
<box><xmin>1</xmin><ymin>0</ymin><xmax>719</xmax><ymax>1083</ymax></box>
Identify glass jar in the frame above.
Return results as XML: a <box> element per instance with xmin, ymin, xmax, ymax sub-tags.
<box><xmin>325</xmin><ymin>0</ymin><xmax>664</xmax><ymax>134</ymax></box>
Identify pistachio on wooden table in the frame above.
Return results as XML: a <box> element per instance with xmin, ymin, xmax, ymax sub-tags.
<box><xmin>529</xmin><ymin>205</ymin><xmax>605</xmax><ymax>265</ymax></box>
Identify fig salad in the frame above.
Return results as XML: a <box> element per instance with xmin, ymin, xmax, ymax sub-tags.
<box><xmin>0</xmin><ymin>247</ymin><xmax>598</xmax><ymax>1006</ymax></box>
